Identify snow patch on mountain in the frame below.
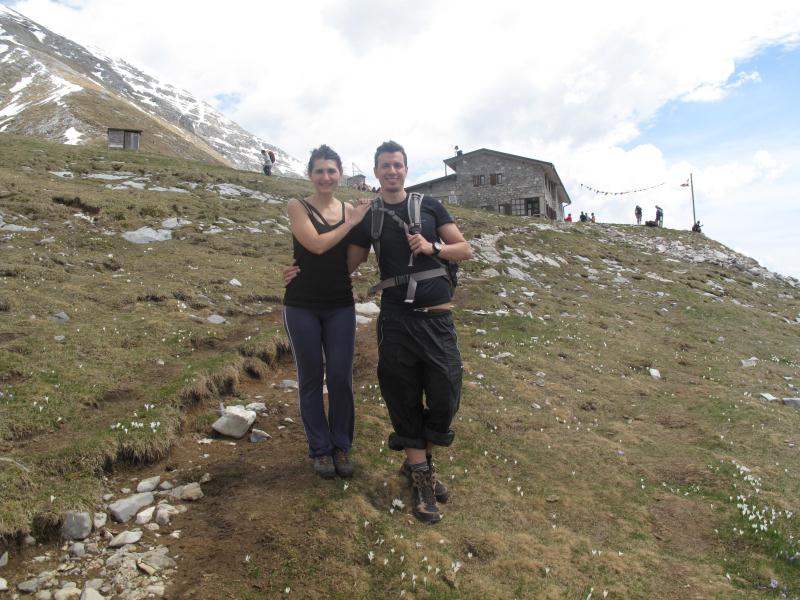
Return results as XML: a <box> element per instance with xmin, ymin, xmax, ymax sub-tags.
<box><xmin>63</xmin><ymin>126</ymin><xmax>83</xmax><ymax>144</ymax></box>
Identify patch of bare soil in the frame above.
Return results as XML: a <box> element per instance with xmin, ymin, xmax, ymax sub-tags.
<box><xmin>649</xmin><ymin>493</ymin><xmax>716</xmax><ymax>556</ymax></box>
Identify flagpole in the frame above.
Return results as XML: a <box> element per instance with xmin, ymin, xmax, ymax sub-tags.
<box><xmin>690</xmin><ymin>173</ymin><xmax>696</xmax><ymax>226</ymax></box>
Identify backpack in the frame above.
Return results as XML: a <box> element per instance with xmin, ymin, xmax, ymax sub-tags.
<box><xmin>368</xmin><ymin>192</ymin><xmax>458</xmax><ymax>303</ymax></box>
<box><xmin>267</xmin><ymin>150</ymin><xmax>276</xmax><ymax>164</ymax></box>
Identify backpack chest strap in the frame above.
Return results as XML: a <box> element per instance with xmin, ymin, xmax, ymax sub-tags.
<box><xmin>368</xmin><ymin>267</ymin><xmax>447</xmax><ymax>302</ymax></box>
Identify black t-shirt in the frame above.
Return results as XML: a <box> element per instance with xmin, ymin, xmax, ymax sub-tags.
<box><xmin>349</xmin><ymin>194</ymin><xmax>454</xmax><ymax>311</ymax></box>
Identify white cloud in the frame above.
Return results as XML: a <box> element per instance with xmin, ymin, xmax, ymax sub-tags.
<box><xmin>683</xmin><ymin>70</ymin><xmax>762</xmax><ymax>102</ymax></box>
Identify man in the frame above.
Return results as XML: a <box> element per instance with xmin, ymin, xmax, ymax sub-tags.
<box><xmin>345</xmin><ymin>141</ymin><xmax>472</xmax><ymax>523</ymax></box>
<box><xmin>634</xmin><ymin>205</ymin><xmax>642</xmax><ymax>225</ymax></box>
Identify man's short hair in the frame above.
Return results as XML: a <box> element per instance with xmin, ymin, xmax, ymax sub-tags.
<box><xmin>374</xmin><ymin>140</ymin><xmax>407</xmax><ymax>168</ymax></box>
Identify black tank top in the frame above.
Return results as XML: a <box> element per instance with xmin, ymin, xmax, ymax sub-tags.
<box><xmin>283</xmin><ymin>199</ymin><xmax>354</xmax><ymax>308</ymax></box>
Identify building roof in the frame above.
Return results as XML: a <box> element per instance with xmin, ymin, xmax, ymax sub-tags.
<box><xmin>406</xmin><ymin>173</ymin><xmax>456</xmax><ymax>192</ymax></box>
<box><xmin>443</xmin><ymin>148</ymin><xmax>571</xmax><ymax>205</ymax></box>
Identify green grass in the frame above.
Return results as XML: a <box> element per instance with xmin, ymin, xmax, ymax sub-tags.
<box><xmin>2</xmin><ymin>133</ymin><xmax>800</xmax><ymax>597</ymax></box>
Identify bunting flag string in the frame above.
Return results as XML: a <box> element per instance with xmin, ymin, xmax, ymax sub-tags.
<box><xmin>580</xmin><ymin>182</ymin><xmax>664</xmax><ymax>196</ymax></box>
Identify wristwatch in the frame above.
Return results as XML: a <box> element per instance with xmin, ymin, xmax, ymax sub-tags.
<box><xmin>432</xmin><ymin>241</ymin><xmax>443</xmax><ymax>256</ymax></box>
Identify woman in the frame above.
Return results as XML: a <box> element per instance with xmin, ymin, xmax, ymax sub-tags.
<box><xmin>283</xmin><ymin>144</ymin><xmax>371</xmax><ymax>479</ymax></box>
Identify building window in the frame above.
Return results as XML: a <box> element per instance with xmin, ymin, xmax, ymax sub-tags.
<box><xmin>506</xmin><ymin>197</ymin><xmax>540</xmax><ymax>216</ymax></box>
<box><xmin>472</xmin><ymin>174</ymin><xmax>485</xmax><ymax>187</ymax></box>
<box><xmin>490</xmin><ymin>173</ymin><xmax>503</xmax><ymax>185</ymax></box>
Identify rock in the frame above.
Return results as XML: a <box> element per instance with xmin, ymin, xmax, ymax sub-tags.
<box><xmin>136</xmin><ymin>476</ymin><xmax>161</xmax><ymax>493</ymax></box>
<box><xmin>506</xmin><ymin>267</ymin><xmax>531</xmax><ymax>281</ymax></box>
<box><xmin>61</xmin><ymin>511</ymin><xmax>92</xmax><ymax>540</ymax></box>
<box><xmin>135</xmin><ymin>506</ymin><xmax>155</xmax><ymax>525</ymax></box>
<box><xmin>49</xmin><ymin>311</ymin><xmax>70</xmax><ymax>323</ymax></box>
<box><xmin>740</xmin><ymin>357</ymin><xmax>759</xmax><ymax>368</ymax></box>
<box><xmin>23</xmin><ymin>535</ymin><xmax>36</xmax><ymax>546</ymax></box>
<box><xmin>145</xmin><ymin>585</ymin><xmax>165</xmax><ymax>597</ymax></box>
<box><xmin>481</xmin><ymin>267</ymin><xmax>500</xmax><ymax>277</ymax></box>
<box><xmin>35</xmin><ymin>591</ymin><xmax>53</xmax><ymax>600</ymax></box>
<box><xmin>179</xmin><ymin>482</ymin><xmax>203</xmax><ymax>501</ymax></box>
<box><xmin>206</xmin><ymin>314</ymin><xmax>227</xmax><ymax>324</ymax></box>
<box><xmin>355</xmin><ymin>315</ymin><xmax>371</xmax><ymax>325</ymax></box>
<box><xmin>649</xmin><ymin>368</ymin><xmax>661</xmax><ymax>380</ymax></box>
<box><xmin>139</xmin><ymin>548</ymin><xmax>176</xmax><ymax>571</ymax></box>
<box><xmin>154</xmin><ymin>507</ymin><xmax>171</xmax><ymax>526</ymax></box>
<box><xmin>212</xmin><ymin>405</ymin><xmax>256</xmax><ymax>438</ymax></box>
<box><xmin>93</xmin><ymin>513</ymin><xmax>107</xmax><ymax>529</ymax></box>
<box><xmin>137</xmin><ymin>561</ymin><xmax>156</xmax><ymax>576</ymax></box>
<box><xmin>54</xmin><ymin>588</ymin><xmax>80</xmax><ymax>600</ymax></box>
<box><xmin>160</xmin><ymin>217</ymin><xmax>191</xmax><ymax>230</ymax></box>
<box><xmin>0</xmin><ymin>550</ymin><xmax>7</xmax><ymax>567</ymax></box>
<box><xmin>250</xmin><ymin>429</ymin><xmax>271</xmax><ymax>443</ymax></box>
<box><xmin>546</xmin><ymin>495</ymin><xmax>560</xmax><ymax>503</ymax></box>
<box><xmin>80</xmin><ymin>588</ymin><xmax>105</xmax><ymax>600</ymax></box>
<box><xmin>760</xmin><ymin>393</ymin><xmax>777</xmax><ymax>402</ymax></box>
<box><xmin>355</xmin><ymin>302</ymin><xmax>380</xmax><ymax>316</ymax></box>
<box><xmin>229</xmin><ymin>278</ymin><xmax>242</xmax><ymax>287</ymax></box>
<box><xmin>82</xmin><ymin>580</ymin><xmax>103</xmax><ymax>591</ymax></box>
<box><xmin>69</xmin><ymin>542</ymin><xmax>85</xmax><ymax>558</ymax></box>
<box><xmin>53</xmin><ymin>335</ymin><xmax>65</xmax><ymax>341</ymax></box>
<box><xmin>0</xmin><ymin>577</ymin><xmax>7</xmax><ymax>592</ymax></box>
<box><xmin>278</xmin><ymin>379</ymin><xmax>298</xmax><ymax>390</ymax></box>
<box><xmin>158</xmin><ymin>481</ymin><xmax>173</xmax><ymax>491</ymax></box>
<box><xmin>199</xmin><ymin>472</ymin><xmax>212</xmax><ymax>484</ymax></box>
<box><xmin>108</xmin><ymin>530</ymin><xmax>142</xmax><ymax>548</ymax></box>
<box><xmin>18</xmin><ymin>578</ymin><xmax>40</xmax><ymax>593</ymax></box>
<box><xmin>245</xmin><ymin>402</ymin><xmax>267</xmax><ymax>413</ymax></box>
<box><xmin>108</xmin><ymin>492</ymin><xmax>154</xmax><ymax>523</ymax></box>
<box><xmin>121</xmin><ymin>227</ymin><xmax>171</xmax><ymax>244</ymax></box>
<box><xmin>783</xmin><ymin>398</ymin><xmax>800</xmax><ymax>410</ymax></box>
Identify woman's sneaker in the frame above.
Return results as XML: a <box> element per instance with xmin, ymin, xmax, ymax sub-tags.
<box><xmin>313</xmin><ymin>455</ymin><xmax>336</xmax><ymax>479</ymax></box>
<box><xmin>410</xmin><ymin>469</ymin><xmax>442</xmax><ymax>523</ymax></box>
<box><xmin>333</xmin><ymin>449</ymin><xmax>354</xmax><ymax>478</ymax></box>
<box><xmin>401</xmin><ymin>460</ymin><xmax>449</xmax><ymax>503</ymax></box>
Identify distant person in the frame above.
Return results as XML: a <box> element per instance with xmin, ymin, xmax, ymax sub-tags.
<box><xmin>283</xmin><ymin>144</ymin><xmax>371</xmax><ymax>479</ymax></box>
<box><xmin>565</xmin><ymin>213</ymin><xmax>572</xmax><ymax>223</ymax></box>
<box><xmin>635</xmin><ymin>205</ymin><xmax>642</xmax><ymax>225</ymax></box>
<box><xmin>591</xmin><ymin>212</ymin><xmax>596</xmax><ymax>223</ymax></box>
<box><xmin>692</xmin><ymin>220</ymin><xmax>702</xmax><ymax>233</ymax></box>
<box><xmin>579</xmin><ymin>211</ymin><xmax>587</xmax><ymax>222</ymax></box>
<box><xmin>655</xmin><ymin>206</ymin><xmax>663</xmax><ymax>227</ymax></box>
<box><xmin>261</xmin><ymin>149</ymin><xmax>275</xmax><ymax>176</ymax></box>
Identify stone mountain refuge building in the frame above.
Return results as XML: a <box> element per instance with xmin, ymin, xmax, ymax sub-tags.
<box><xmin>406</xmin><ymin>148</ymin><xmax>571</xmax><ymax>220</ymax></box>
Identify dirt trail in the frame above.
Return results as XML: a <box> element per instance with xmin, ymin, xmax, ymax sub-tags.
<box><xmin>138</xmin><ymin>330</ymin><xmax>379</xmax><ymax>599</ymax></box>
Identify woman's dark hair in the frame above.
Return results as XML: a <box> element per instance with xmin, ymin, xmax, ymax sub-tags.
<box><xmin>374</xmin><ymin>140</ymin><xmax>407</xmax><ymax>167</ymax></box>
<box><xmin>307</xmin><ymin>144</ymin><xmax>343</xmax><ymax>176</ymax></box>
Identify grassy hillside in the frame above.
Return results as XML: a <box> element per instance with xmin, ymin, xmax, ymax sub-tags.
<box><xmin>1</xmin><ymin>133</ymin><xmax>799</xmax><ymax>598</ymax></box>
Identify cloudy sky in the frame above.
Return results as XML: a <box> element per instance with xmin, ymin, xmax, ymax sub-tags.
<box><xmin>6</xmin><ymin>0</ymin><xmax>800</xmax><ymax>278</ymax></box>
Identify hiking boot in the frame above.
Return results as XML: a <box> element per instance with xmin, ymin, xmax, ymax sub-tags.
<box><xmin>410</xmin><ymin>469</ymin><xmax>442</xmax><ymax>524</ymax></box>
<box><xmin>401</xmin><ymin>460</ymin><xmax>449</xmax><ymax>503</ymax></box>
<box><xmin>312</xmin><ymin>455</ymin><xmax>336</xmax><ymax>479</ymax></box>
<box><xmin>333</xmin><ymin>448</ymin><xmax>354</xmax><ymax>478</ymax></box>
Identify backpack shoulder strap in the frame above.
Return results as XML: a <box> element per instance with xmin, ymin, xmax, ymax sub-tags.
<box><xmin>407</xmin><ymin>192</ymin><xmax>424</xmax><ymax>233</ymax></box>
<box><xmin>370</xmin><ymin>196</ymin><xmax>384</xmax><ymax>264</ymax></box>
